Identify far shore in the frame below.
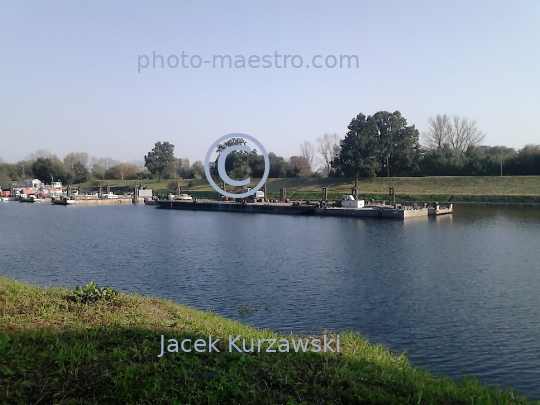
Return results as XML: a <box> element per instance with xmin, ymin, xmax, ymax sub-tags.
<box><xmin>61</xmin><ymin>176</ymin><xmax>540</xmax><ymax>204</ymax></box>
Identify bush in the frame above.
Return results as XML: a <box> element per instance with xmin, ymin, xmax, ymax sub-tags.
<box><xmin>73</xmin><ymin>281</ymin><xmax>118</xmax><ymax>303</ymax></box>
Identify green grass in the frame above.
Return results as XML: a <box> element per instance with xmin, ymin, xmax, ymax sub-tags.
<box><xmin>1</xmin><ymin>278</ymin><xmax>537</xmax><ymax>404</ymax></box>
<box><xmin>85</xmin><ymin>176</ymin><xmax>540</xmax><ymax>203</ymax></box>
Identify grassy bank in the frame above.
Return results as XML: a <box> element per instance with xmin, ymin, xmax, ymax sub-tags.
<box><xmin>83</xmin><ymin>176</ymin><xmax>540</xmax><ymax>203</ymax></box>
<box><xmin>1</xmin><ymin>278</ymin><xmax>537</xmax><ymax>404</ymax></box>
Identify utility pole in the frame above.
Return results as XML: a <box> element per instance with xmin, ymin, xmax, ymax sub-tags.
<box><xmin>500</xmin><ymin>154</ymin><xmax>503</xmax><ymax>177</ymax></box>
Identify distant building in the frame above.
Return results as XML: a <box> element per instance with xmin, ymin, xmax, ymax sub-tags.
<box><xmin>23</xmin><ymin>179</ymin><xmax>43</xmax><ymax>189</ymax></box>
<box><xmin>138</xmin><ymin>189</ymin><xmax>152</xmax><ymax>199</ymax></box>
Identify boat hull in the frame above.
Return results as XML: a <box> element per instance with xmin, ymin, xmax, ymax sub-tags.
<box><xmin>156</xmin><ymin>200</ymin><xmax>315</xmax><ymax>215</ymax></box>
<box><xmin>52</xmin><ymin>198</ymin><xmax>76</xmax><ymax>205</ymax></box>
<box><xmin>314</xmin><ymin>207</ymin><xmax>428</xmax><ymax>219</ymax></box>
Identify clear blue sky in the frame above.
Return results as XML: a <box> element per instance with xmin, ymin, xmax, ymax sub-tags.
<box><xmin>1</xmin><ymin>0</ymin><xmax>539</xmax><ymax>164</ymax></box>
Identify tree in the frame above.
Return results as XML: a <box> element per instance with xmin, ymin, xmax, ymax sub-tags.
<box><xmin>299</xmin><ymin>141</ymin><xmax>316</xmax><ymax>175</ymax></box>
<box><xmin>333</xmin><ymin>111</ymin><xmax>420</xmax><ymax>179</ymax></box>
<box><xmin>332</xmin><ymin>113</ymin><xmax>378</xmax><ymax>179</ymax></box>
<box><xmin>316</xmin><ymin>133</ymin><xmax>341</xmax><ymax>176</ymax></box>
<box><xmin>216</xmin><ymin>138</ymin><xmax>247</xmax><ymax>154</ymax></box>
<box><xmin>90</xmin><ymin>156</ymin><xmax>121</xmax><ymax>179</ymax></box>
<box><xmin>424</xmin><ymin>115</ymin><xmax>453</xmax><ymax>149</ymax></box>
<box><xmin>212</xmin><ymin>138</ymin><xmax>250</xmax><ymax>180</ymax></box>
<box><xmin>26</xmin><ymin>149</ymin><xmax>55</xmax><ymax>161</ymax></box>
<box><xmin>425</xmin><ymin>114</ymin><xmax>485</xmax><ymax>156</ymax></box>
<box><xmin>63</xmin><ymin>152</ymin><xmax>90</xmax><ymax>170</ymax></box>
<box><xmin>268</xmin><ymin>152</ymin><xmax>287</xmax><ymax>178</ymax></box>
<box><xmin>144</xmin><ymin>141</ymin><xmax>175</xmax><ymax>180</ymax></box>
<box><xmin>190</xmin><ymin>160</ymin><xmax>205</xmax><ymax>179</ymax></box>
<box><xmin>248</xmin><ymin>152</ymin><xmax>265</xmax><ymax>178</ymax></box>
<box><xmin>287</xmin><ymin>156</ymin><xmax>310</xmax><ymax>177</ymax></box>
<box><xmin>72</xmin><ymin>161</ymin><xmax>89</xmax><ymax>183</ymax></box>
<box><xmin>451</xmin><ymin>116</ymin><xmax>485</xmax><ymax>155</ymax></box>
<box><xmin>31</xmin><ymin>157</ymin><xmax>67</xmax><ymax>183</ymax></box>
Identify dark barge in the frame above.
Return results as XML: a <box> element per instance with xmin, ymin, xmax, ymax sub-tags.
<box><xmin>155</xmin><ymin>199</ymin><xmax>315</xmax><ymax>215</ymax></box>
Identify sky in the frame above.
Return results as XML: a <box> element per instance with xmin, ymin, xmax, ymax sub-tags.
<box><xmin>1</xmin><ymin>0</ymin><xmax>539</xmax><ymax>165</ymax></box>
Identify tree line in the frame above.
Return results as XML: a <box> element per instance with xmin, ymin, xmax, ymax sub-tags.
<box><xmin>1</xmin><ymin>111</ymin><xmax>539</xmax><ymax>185</ymax></box>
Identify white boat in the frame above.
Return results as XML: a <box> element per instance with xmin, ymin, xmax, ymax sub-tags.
<box><xmin>20</xmin><ymin>194</ymin><xmax>44</xmax><ymax>203</ymax></box>
<box><xmin>168</xmin><ymin>193</ymin><xmax>193</xmax><ymax>202</ymax></box>
<box><xmin>340</xmin><ymin>194</ymin><xmax>365</xmax><ymax>209</ymax></box>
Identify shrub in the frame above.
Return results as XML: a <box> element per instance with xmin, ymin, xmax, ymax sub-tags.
<box><xmin>73</xmin><ymin>281</ymin><xmax>118</xmax><ymax>303</ymax></box>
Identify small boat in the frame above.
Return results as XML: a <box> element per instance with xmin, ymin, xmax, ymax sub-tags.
<box><xmin>428</xmin><ymin>202</ymin><xmax>453</xmax><ymax>216</ymax></box>
<box><xmin>340</xmin><ymin>194</ymin><xmax>365</xmax><ymax>209</ymax></box>
<box><xmin>144</xmin><ymin>198</ymin><xmax>158</xmax><ymax>205</ymax></box>
<box><xmin>173</xmin><ymin>193</ymin><xmax>193</xmax><ymax>202</ymax></box>
<box><xmin>20</xmin><ymin>194</ymin><xmax>42</xmax><ymax>203</ymax></box>
<box><xmin>51</xmin><ymin>197</ymin><xmax>76</xmax><ymax>205</ymax></box>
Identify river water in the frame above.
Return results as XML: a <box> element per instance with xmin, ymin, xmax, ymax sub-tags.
<box><xmin>1</xmin><ymin>202</ymin><xmax>539</xmax><ymax>399</ymax></box>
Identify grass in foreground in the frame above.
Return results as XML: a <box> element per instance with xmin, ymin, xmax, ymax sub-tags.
<box><xmin>1</xmin><ymin>278</ymin><xmax>537</xmax><ymax>404</ymax></box>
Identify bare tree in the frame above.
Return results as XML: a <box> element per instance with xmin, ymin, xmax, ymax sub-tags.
<box><xmin>25</xmin><ymin>149</ymin><xmax>55</xmax><ymax>161</ymax></box>
<box><xmin>299</xmin><ymin>140</ymin><xmax>316</xmax><ymax>175</ymax></box>
<box><xmin>63</xmin><ymin>152</ymin><xmax>90</xmax><ymax>170</ymax></box>
<box><xmin>424</xmin><ymin>115</ymin><xmax>453</xmax><ymax>149</ymax></box>
<box><xmin>425</xmin><ymin>115</ymin><xmax>485</xmax><ymax>155</ymax></box>
<box><xmin>316</xmin><ymin>133</ymin><xmax>340</xmax><ymax>176</ymax></box>
<box><xmin>451</xmin><ymin>116</ymin><xmax>485</xmax><ymax>155</ymax></box>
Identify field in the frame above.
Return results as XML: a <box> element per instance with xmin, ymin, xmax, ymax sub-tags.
<box><xmin>1</xmin><ymin>278</ymin><xmax>537</xmax><ymax>404</ymax></box>
<box><xmin>84</xmin><ymin>176</ymin><xmax>540</xmax><ymax>203</ymax></box>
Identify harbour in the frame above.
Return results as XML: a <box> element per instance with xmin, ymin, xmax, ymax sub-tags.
<box><xmin>3</xmin><ymin>180</ymin><xmax>453</xmax><ymax>219</ymax></box>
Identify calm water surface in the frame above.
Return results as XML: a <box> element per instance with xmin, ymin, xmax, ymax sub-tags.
<box><xmin>1</xmin><ymin>202</ymin><xmax>539</xmax><ymax>399</ymax></box>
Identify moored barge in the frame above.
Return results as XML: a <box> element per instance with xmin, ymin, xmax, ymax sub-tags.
<box><xmin>155</xmin><ymin>199</ymin><xmax>315</xmax><ymax>215</ymax></box>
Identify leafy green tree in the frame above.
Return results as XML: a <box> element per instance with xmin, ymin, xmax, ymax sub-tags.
<box><xmin>31</xmin><ymin>157</ymin><xmax>68</xmax><ymax>183</ymax></box>
<box><xmin>71</xmin><ymin>161</ymin><xmax>89</xmax><ymax>183</ymax></box>
<box><xmin>268</xmin><ymin>152</ymin><xmax>287</xmax><ymax>178</ymax></box>
<box><xmin>211</xmin><ymin>138</ymin><xmax>249</xmax><ymax>180</ymax></box>
<box><xmin>190</xmin><ymin>160</ymin><xmax>205</xmax><ymax>179</ymax></box>
<box><xmin>248</xmin><ymin>153</ymin><xmax>265</xmax><ymax>178</ymax></box>
<box><xmin>332</xmin><ymin>113</ymin><xmax>378</xmax><ymax>179</ymax></box>
<box><xmin>333</xmin><ymin>111</ymin><xmax>420</xmax><ymax>179</ymax></box>
<box><xmin>144</xmin><ymin>141</ymin><xmax>175</xmax><ymax>180</ymax></box>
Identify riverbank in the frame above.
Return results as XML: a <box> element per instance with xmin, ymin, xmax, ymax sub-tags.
<box><xmin>75</xmin><ymin>176</ymin><xmax>540</xmax><ymax>204</ymax></box>
<box><xmin>1</xmin><ymin>278</ymin><xmax>536</xmax><ymax>404</ymax></box>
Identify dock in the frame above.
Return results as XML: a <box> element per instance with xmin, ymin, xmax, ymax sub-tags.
<box><xmin>155</xmin><ymin>199</ymin><xmax>444</xmax><ymax>219</ymax></box>
<box><xmin>51</xmin><ymin>196</ymin><xmax>133</xmax><ymax>205</ymax></box>
<box><xmin>156</xmin><ymin>200</ymin><xmax>314</xmax><ymax>215</ymax></box>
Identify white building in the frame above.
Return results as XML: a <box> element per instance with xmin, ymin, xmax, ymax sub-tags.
<box><xmin>23</xmin><ymin>179</ymin><xmax>43</xmax><ymax>189</ymax></box>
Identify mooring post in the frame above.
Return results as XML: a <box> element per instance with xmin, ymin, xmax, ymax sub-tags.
<box><xmin>322</xmin><ymin>186</ymin><xmax>328</xmax><ymax>201</ymax></box>
<box><xmin>389</xmin><ymin>187</ymin><xmax>395</xmax><ymax>206</ymax></box>
<box><xmin>280</xmin><ymin>188</ymin><xmax>287</xmax><ymax>202</ymax></box>
<box><xmin>133</xmin><ymin>184</ymin><xmax>139</xmax><ymax>204</ymax></box>
<box><xmin>98</xmin><ymin>182</ymin><xmax>102</xmax><ymax>198</ymax></box>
